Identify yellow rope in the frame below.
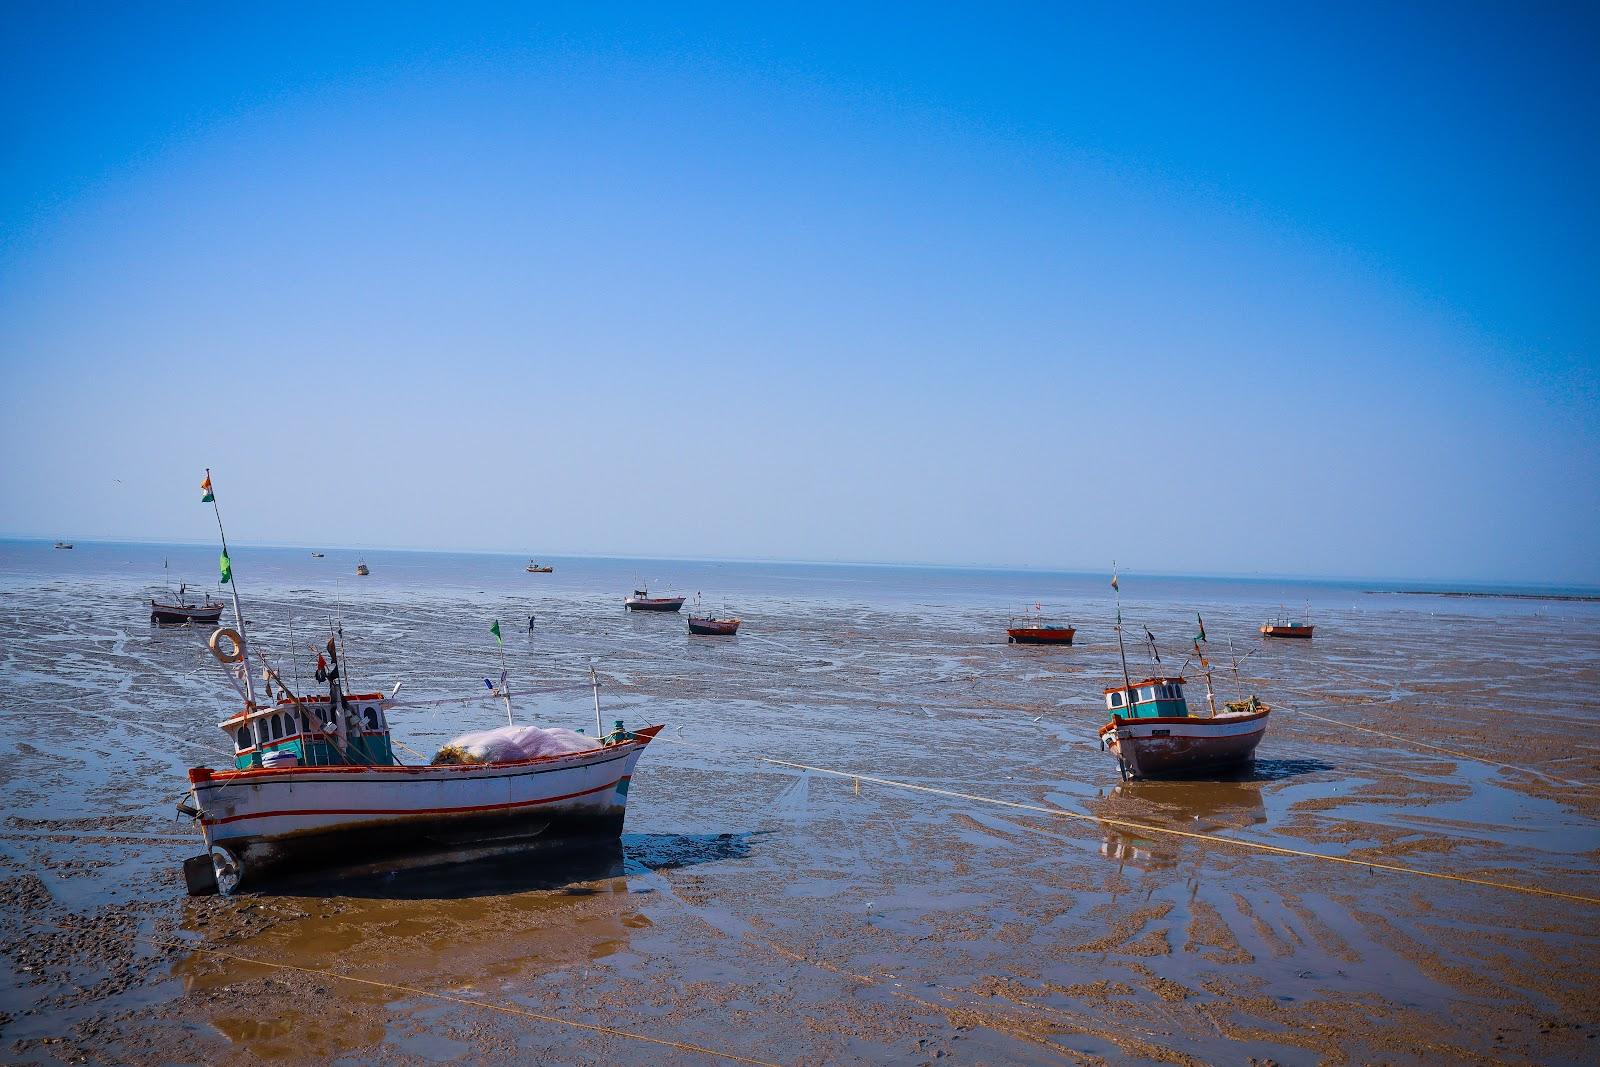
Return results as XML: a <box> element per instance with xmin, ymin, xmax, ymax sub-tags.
<box><xmin>17</xmin><ymin>918</ymin><xmax>780</xmax><ymax>1067</ymax></box>
<box><xmin>752</xmin><ymin>757</ymin><xmax>1600</xmax><ymax>906</ymax></box>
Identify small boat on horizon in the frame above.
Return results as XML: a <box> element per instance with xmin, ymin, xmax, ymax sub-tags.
<box><xmin>355</xmin><ymin>559</ymin><xmax>370</xmax><ymax>576</ymax></box>
<box><xmin>311</xmin><ymin>552</ymin><xmax>324</xmax><ymax>558</ymax></box>
<box><xmin>54</xmin><ymin>541</ymin><xmax>73</xmax><ymax>549</ymax></box>
<box><xmin>526</xmin><ymin>559</ymin><xmax>554</xmax><ymax>573</ymax></box>
<box><xmin>1260</xmin><ymin>613</ymin><xmax>1313</xmax><ymax>639</ymax></box>
<box><xmin>1006</xmin><ymin>606</ymin><xmax>1075</xmax><ymax>645</ymax></box>
<box><xmin>625</xmin><ymin>586</ymin><xmax>685</xmax><ymax>612</ymax></box>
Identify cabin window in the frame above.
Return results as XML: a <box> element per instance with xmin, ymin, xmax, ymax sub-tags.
<box><xmin>362</xmin><ymin>706</ymin><xmax>380</xmax><ymax>731</ymax></box>
<box><xmin>235</xmin><ymin>727</ymin><xmax>249</xmax><ymax>751</ymax></box>
<box><xmin>268</xmin><ymin>715</ymin><xmax>282</xmax><ymax>740</ymax></box>
<box><xmin>1139</xmin><ymin>686</ymin><xmax>1155</xmax><ymax>702</ymax></box>
<box><xmin>1108</xmin><ymin>691</ymin><xmax>1125</xmax><ymax>708</ymax></box>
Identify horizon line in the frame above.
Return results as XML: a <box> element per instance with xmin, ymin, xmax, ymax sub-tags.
<box><xmin>3</xmin><ymin>534</ymin><xmax>1596</xmax><ymax>594</ymax></box>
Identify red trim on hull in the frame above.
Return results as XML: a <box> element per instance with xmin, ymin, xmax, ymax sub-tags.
<box><xmin>199</xmin><ymin>775</ymin><xmax>629</xmax><ymax>826</ymax></box>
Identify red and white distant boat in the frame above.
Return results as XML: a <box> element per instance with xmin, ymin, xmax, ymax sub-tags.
<box><xmin>625</xmin><ymin>587</ymin><xmax>685</xmax><ymax>612</ymax></box>
<box><xmin>1006</xmin><ymin>606</ymin><xmax>1075</xmax><ymax>645</ymax></box>
<box><xmin>1260</xmin><ymin>618</ymin><xmax>1314</xmax><ymax>639</ymax></box>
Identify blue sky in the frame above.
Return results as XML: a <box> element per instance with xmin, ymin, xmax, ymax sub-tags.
<box><xmin>2</xmin><ymin>3</ymin><xmax>1596</xmax><ymax>583</ymax></box>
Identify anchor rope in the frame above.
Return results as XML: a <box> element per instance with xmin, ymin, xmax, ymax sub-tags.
<box><xmin>12</xmin><ymin>916</ymin><xmax>781</xmax><ymax>1067</ymax></box>
<box><xmin>644</xmin><ymin>736</ymin><xmax>1600</xmax><ymax>906</ymax></box>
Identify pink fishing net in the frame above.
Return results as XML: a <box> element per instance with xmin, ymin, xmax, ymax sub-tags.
<box><xmin>433</xmin><ymin>725</ymin><xmax>600</xmax><ymax>765</ymax></box>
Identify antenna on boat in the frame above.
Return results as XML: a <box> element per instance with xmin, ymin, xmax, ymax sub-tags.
<box><xmin>589</xmin><ymin>662</ymin><xmax>604</xmax><ymax>736</ymax></box>
<box><xmin>203</xmin><ymin>469</ymin><xmax>257</xmax><ymax>708</ymax></box>
<box><xmin>1111</xmin><ymin>563</ymin><xmax>1133</xmax><ymax>696</ymax></box>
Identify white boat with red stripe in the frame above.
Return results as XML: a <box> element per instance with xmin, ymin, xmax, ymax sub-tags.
<box><xmin>187</xmin><ymin>724</ymin><xmax>660</xmax><ymax>894</ymax></box>
<box><xmin>173</xmin><ymin>470</ymin><xmax>665</xmax><ymax>895</ymax></box>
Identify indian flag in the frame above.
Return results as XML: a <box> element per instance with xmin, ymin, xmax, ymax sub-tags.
<box><xmin>201</xmin><ymin>471</ymin><xmax>214</xmax><ymax>503</ymax></box>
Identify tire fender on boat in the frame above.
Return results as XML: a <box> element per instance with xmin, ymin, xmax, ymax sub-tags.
<box><xmin>209</xmin><ymin>627</ymin><xmax>245</xmax><ymax>663</ymax></box>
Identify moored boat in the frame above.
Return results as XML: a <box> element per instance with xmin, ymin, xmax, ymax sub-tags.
<box><xmin>526</xmin><ymin>559</ymin><xmax>554</xmax><ymax>573</ymax></box>
<box><xmin>151</xmin><ymin>588</ymin><xmax>226</xmax><ymax>626</ymax></box>
<box><xmin>355</xmin><ymin>559</ymin><xmax>370</xmax><ymax>576</ymax></box>
<box><xmin>174</xmin><ymin>471</ymin><xmax>663</xmax><ymax>894</ymax></box>
<box><xmin>1098</xmin><ymin>571</ymin><xmax>1270</xmax><ymax>780</ymax></box>
<box><xmin>688</xmin><ymin>614</ymin><xmax>740</xmax><ymax>636</ymax></box>
<box><xmin>1260</xmin><ymin>618</ymin><xmax>1314</xmax><ymax>639</ymax></box>
<box><xmin>625</xmin><ymin>587</ymin><xmax>685</xmax><ymax>612</ymax></box>
<box><xmin>1097</xmin><ymin>678</ymin><xmax>1270</xmax><ymax>780</ymax></box>
<box><xmin>54</xmin><ymin>541</ymin><xmax>73</xmax><ymax>549</ymax></box>
<box><xmin>311</xmin><ymin>552</ymin><xmax>324</xmax><ymax>558</ymax></box>
<box><xmin>1007</xmin><ymin>608</ymin><xmax>1075</xmax><ymax>645</ymax></box>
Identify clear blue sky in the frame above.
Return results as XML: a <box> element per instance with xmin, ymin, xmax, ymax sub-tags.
<box><xmin>2</xmin><ymin>3</ymin><xmax>1596</xmax><ymax>584</ymax></box>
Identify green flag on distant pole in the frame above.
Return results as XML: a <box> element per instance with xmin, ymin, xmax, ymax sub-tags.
<box><xmin>490</xmin><ymin>620</ymin><xmax>502</xmax><ymax>646</ymax></box>
<box><xmin>219</xmin><ymin>552</ymin><xmax>232</xmax><ymax>584</ymax></box>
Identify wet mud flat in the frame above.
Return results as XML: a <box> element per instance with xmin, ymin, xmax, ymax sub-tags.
<box><xmin>1</xmin><ymin>564</ymin><xmax>1598</xmax><ymax>1064</ymax></box>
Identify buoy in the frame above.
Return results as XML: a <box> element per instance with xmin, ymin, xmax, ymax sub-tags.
<box><xmin>208</xmin><ymin>627</ymin><xmax>245</xmax><ymax>664</ymax></box>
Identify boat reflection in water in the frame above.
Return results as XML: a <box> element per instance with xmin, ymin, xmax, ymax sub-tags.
<box><xmin>1098</xmin><ymin>777</ymin><xmax>1269</xmax><ymax>869</ymax></box>
<box><xmin>173</xmin><ymin>833</ymin><xmax>757</xmax><ymax>1060</ymax></box>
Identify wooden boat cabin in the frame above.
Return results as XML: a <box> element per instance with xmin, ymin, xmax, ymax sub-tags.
<box><xmin>1104</xmin><ymin>677</ymin><xmax>1192</xmax><ymax>720</ymax></box>
<box><xmin>220</xmin><ymin>693</ymin><xmax>397</xmax><ymax>770</ymax></box>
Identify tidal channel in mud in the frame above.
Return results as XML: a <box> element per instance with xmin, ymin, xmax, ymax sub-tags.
<box><xmin>2</xmin><ymin>542</ymin><xmax>1597</xmax><ymax>1064</ymax></box>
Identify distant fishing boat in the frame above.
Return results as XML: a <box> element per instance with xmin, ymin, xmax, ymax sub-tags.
<box><xmin>150</xmin><ymin>560</ymin><xmax>225</xmax><ymax>626</ymax></box>
<box><xmin>1006</xmin><ymin>606</ymin><xmax>1074</xmax><ymax>645</ymax></box>
<box><xmin>526</xmin><ymin>559</ymin><xmax>554</xmax><ymax>573</ymax></box>
<box><xmin>355</xmin><ymin>559</ymin><xmax>370</xmax><ymax>576</ymax></box>
<box><xmin>1260</xmin><ymin>615</ymin><xmax>1314</xmax><ymax>639</ymax></box>
<box><xmin>174</xmin><ymin>470</ymin><xmax>662</xmax><ymax>895</ymax></box>
<box><xmin>151</xmin><ymin>586</ymin><xmax>226</xmax><ymax>627</ymax></box>
<box><xmin>625</xmin><ymin>586</ymin><xmax>684</xmax><ymax>612</ymax></box>
<box><xmin>54</xmin><ymin>541</ymin><xmax>73</xmax><ymax>549</ymax></box>
<box><xmin>687</xmin><ymin>596</ymin><xmax>740</xmax><ymax>635</ymax></box>
<box><xmin>1097</xmin><ymin>572</ymin><xmax>1270</xmax><ymax>780</ymax></box>
<box><xmin>311</xmin><ymin>552</ymin><xmax>324</xmax><ymax>558</ymax></box>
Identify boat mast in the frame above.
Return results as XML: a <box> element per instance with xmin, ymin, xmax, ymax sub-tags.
<box><xmin>1112</xmin><ymin>564</ymin><xmax>1133</xmax><ymax>697</ymax></box>
<box><xmin>205</xmin><ymin>469</ymin><xmax>257</xmax><ymax>708</ymax></box>
<box><xmin>589</xmin><ymin>663</ymin><xmax>604</xmax><ymax>736</ymax></box>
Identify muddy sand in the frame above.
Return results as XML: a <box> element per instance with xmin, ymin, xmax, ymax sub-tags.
<box><xmin>1</xmin><ymin>553</ymin><xmax>1597</xmax><ymax>1064</ymax></box>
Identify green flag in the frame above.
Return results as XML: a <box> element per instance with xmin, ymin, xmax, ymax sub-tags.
<box><xmin>490</xmin><ymin>620</ymin><xmax>502</xmax><ymax>645</ymax></box>
<box><xmin>219</xmin><ymin>552</ymin><xmax>232</xmax><ymax>585</ymax></box>
<box><xmin>1195</xmin><ymin>614</ymin><xmax>1207</xmax><ymax>643</ymax></box>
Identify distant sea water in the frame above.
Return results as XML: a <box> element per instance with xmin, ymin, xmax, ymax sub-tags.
<box><xmin>2</xmin><ymin>538</ymin><xmax>1594</xmax><ymax>619</ymax></box>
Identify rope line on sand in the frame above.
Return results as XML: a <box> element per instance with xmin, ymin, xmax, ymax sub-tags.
<box><xmin>744</xmin><ymin>756</ymin><xmax>1600</xmax><ymax>906</ymax></box>
<box><xmin>1276</xmin><ymin>701</ymin><xmax>1586</xmax><ymax>787</ymax></box>
<box><xmin>15</xmin><ymin>917</ymin><xmax>780</xmax><ymax>1067</ymax></box>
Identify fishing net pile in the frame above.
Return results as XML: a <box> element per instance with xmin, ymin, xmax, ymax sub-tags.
<box><xmin>431</xmin><ymin>725</ymin><xmax>600</xmax><ymax>765</ymax></box>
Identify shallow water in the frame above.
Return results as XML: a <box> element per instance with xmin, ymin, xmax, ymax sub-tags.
<box><xmin>1</xmin><ymin>540</ymin><xmax>1598</xmax><ymax>1064</ymax></box>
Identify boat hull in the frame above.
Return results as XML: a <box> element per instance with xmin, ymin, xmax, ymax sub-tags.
<box><xmin>1260</xmin><ymin>625</ymin><xmax>1314</xmax><ymax>639</ymax></box>
<box><xmin>626</xmin><ymin>597</ymin><xmax>684</xmax><ymax>612</ymax></box>
<box><xmin>688</xmin><ymin>617</ymin><xmax>740</xmax><ymax>635</ymax></box>
<box><xmin>1098</xmin><ymin>710</ymin><xmax>1269</xmax><ymax>780</ymax></box>
<box><xmin>151</xmin><ymin>602</ymin><xmax>225</xmax><ymax>626</ymax></box>
<box><xmin>1007</xmin><ymin>627</ymin><xmax>1075</xmax><ymax>645</ymax></box>
<box><xmin>188</xmin><ymin>728</ymin><xmax>659</xmax><ymax>889</ymax></box>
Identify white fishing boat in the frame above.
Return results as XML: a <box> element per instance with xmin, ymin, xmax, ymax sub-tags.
<box><xmin>175</xmin><ymin>470</ymin><xmax>662</xmax><ymax>895</ymax></box>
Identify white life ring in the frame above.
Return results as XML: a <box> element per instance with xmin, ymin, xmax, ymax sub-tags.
<box><xmin>209</xmin><ymin>627</ymin><xmax>245</xmax><ymax>664</ymax></box>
